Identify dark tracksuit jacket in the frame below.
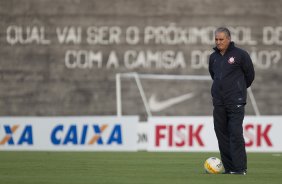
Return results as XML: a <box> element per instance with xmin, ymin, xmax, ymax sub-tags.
<box><xmin>209</xmin><ymin>42</ymin><xmax>255</xmax><ymax>106</ymax></box>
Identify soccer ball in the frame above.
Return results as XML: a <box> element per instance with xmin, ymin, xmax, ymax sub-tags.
<box><xmin>204</xmin><ymin>157</ymin><xmax>224</xmax><ymax>174</ymax></box>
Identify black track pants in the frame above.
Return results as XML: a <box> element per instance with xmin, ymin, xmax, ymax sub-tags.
<box><xmin>213</xmin><ymin>105</ymin><xmax>247</xmax><ymax>172</ymax></box>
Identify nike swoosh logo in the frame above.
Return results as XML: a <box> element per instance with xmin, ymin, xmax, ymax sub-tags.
<box><xmin>148</xmin><ymin>93</ymin><xmax>194</xmax><ymax>112</ymax></box>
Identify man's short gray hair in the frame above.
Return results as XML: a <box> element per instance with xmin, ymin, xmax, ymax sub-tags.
<box><xmin>215</xmin><ymin>27</ymin><xmax>231</xmax><ymax>38</ymax></box>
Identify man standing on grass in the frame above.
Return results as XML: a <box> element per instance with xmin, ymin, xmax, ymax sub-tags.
<box><xmin>208</xmin><ymin>27</ymin><xmax>255</xmax><ymax>175</ymax></box>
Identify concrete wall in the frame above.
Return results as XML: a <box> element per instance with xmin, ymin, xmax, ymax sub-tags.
<box><xmin>1</xmin><ymin>0</ymin><xmax>282</xmax><ymax>119</ymax></box>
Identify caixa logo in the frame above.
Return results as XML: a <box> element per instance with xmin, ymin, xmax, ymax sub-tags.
<box><xmin>0</xmin><ymin>125</ymin><xmax>33</xmax><ymax>145</ymax></box>
<box><xmin>50</xmin><ymin>124</ymin><xmax>122</xmax><ymax>145</ymax></box>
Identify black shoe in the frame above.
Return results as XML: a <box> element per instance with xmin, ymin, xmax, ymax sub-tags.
<box><xmin>222</xmin><ymin>171</ymin><xmax>231</xmax><ymax>174</ymax></box>
<box><xmin>230</xmin><ymin>170</ymin><xmax>247</xmax><ymax>175</ymax></box>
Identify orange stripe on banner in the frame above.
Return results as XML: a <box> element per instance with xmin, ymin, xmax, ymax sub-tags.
<box><xmin>100</xmin><ymin>125</ymin><xmax>108</xmax><ymax>132</ymax></box>
<box><xmin>0</xmin><ymin>125</ymin><xmax>19</xmax><ymax>145</ymax></box>
<box><xmin>88</xmin><ymin>135</ymin><xmax>99</xmax><ymax>145</ymax></box>
<box><xmin>88</xmin><ymin>125</ymin><xmax>108</xmax><ymax>145</ymax></box>
<box><xmin>11</xmin><ymin>125</ymin><xmax>19</xmax><ymax>133</ymax></box>
<box><xmin>0</xmin><ymin>135</ymin><xmax>11</xmax><ymax>145</ymax></box>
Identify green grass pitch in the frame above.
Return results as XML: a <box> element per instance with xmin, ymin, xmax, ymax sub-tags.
<box><xmin>0</xmin><ymin>152</ymin><xmax>281</xmax><ymax>184</ymax></box>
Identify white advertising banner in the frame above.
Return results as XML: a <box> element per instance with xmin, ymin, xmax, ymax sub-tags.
<box><xmin>0</xmin><ymin>116</ymin><xmax>138</xmax><ymax>151</ymax></box>
<box><xmin>148</xmin><ymin>116</ymin><xmax>282</xmax><ymax>152</ymax></box>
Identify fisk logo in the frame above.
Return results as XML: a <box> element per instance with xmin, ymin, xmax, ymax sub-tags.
<box><xmin>51</xmin><ymin>124</ymin><xmax>122</xmax><ymax>145</ymax></box>
<box><xmin>0</xmin><ymin>125</ymin><xmax>33</xmax><ymax>145</ymax></box>
<box><xmin>155</xmin><ymin>124</ymin><xmax>204</xmax><ymax>147</ymax></box>
<box><xmin>244</xmin><ymin>123</ymin><xmax>273</xmax><ymax>147</ymax></box>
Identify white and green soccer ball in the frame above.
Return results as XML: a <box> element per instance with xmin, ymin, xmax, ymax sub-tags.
<box><xmin>204</xmin><ymin>157</ymin><xmax>224</xmax><ymax>174</ymax></box>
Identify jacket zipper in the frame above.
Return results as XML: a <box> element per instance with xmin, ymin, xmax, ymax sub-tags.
<box><xmin>220</xmin><ymin>55</ymin><xmax>224</xmax><ymax>80</ymax></box>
